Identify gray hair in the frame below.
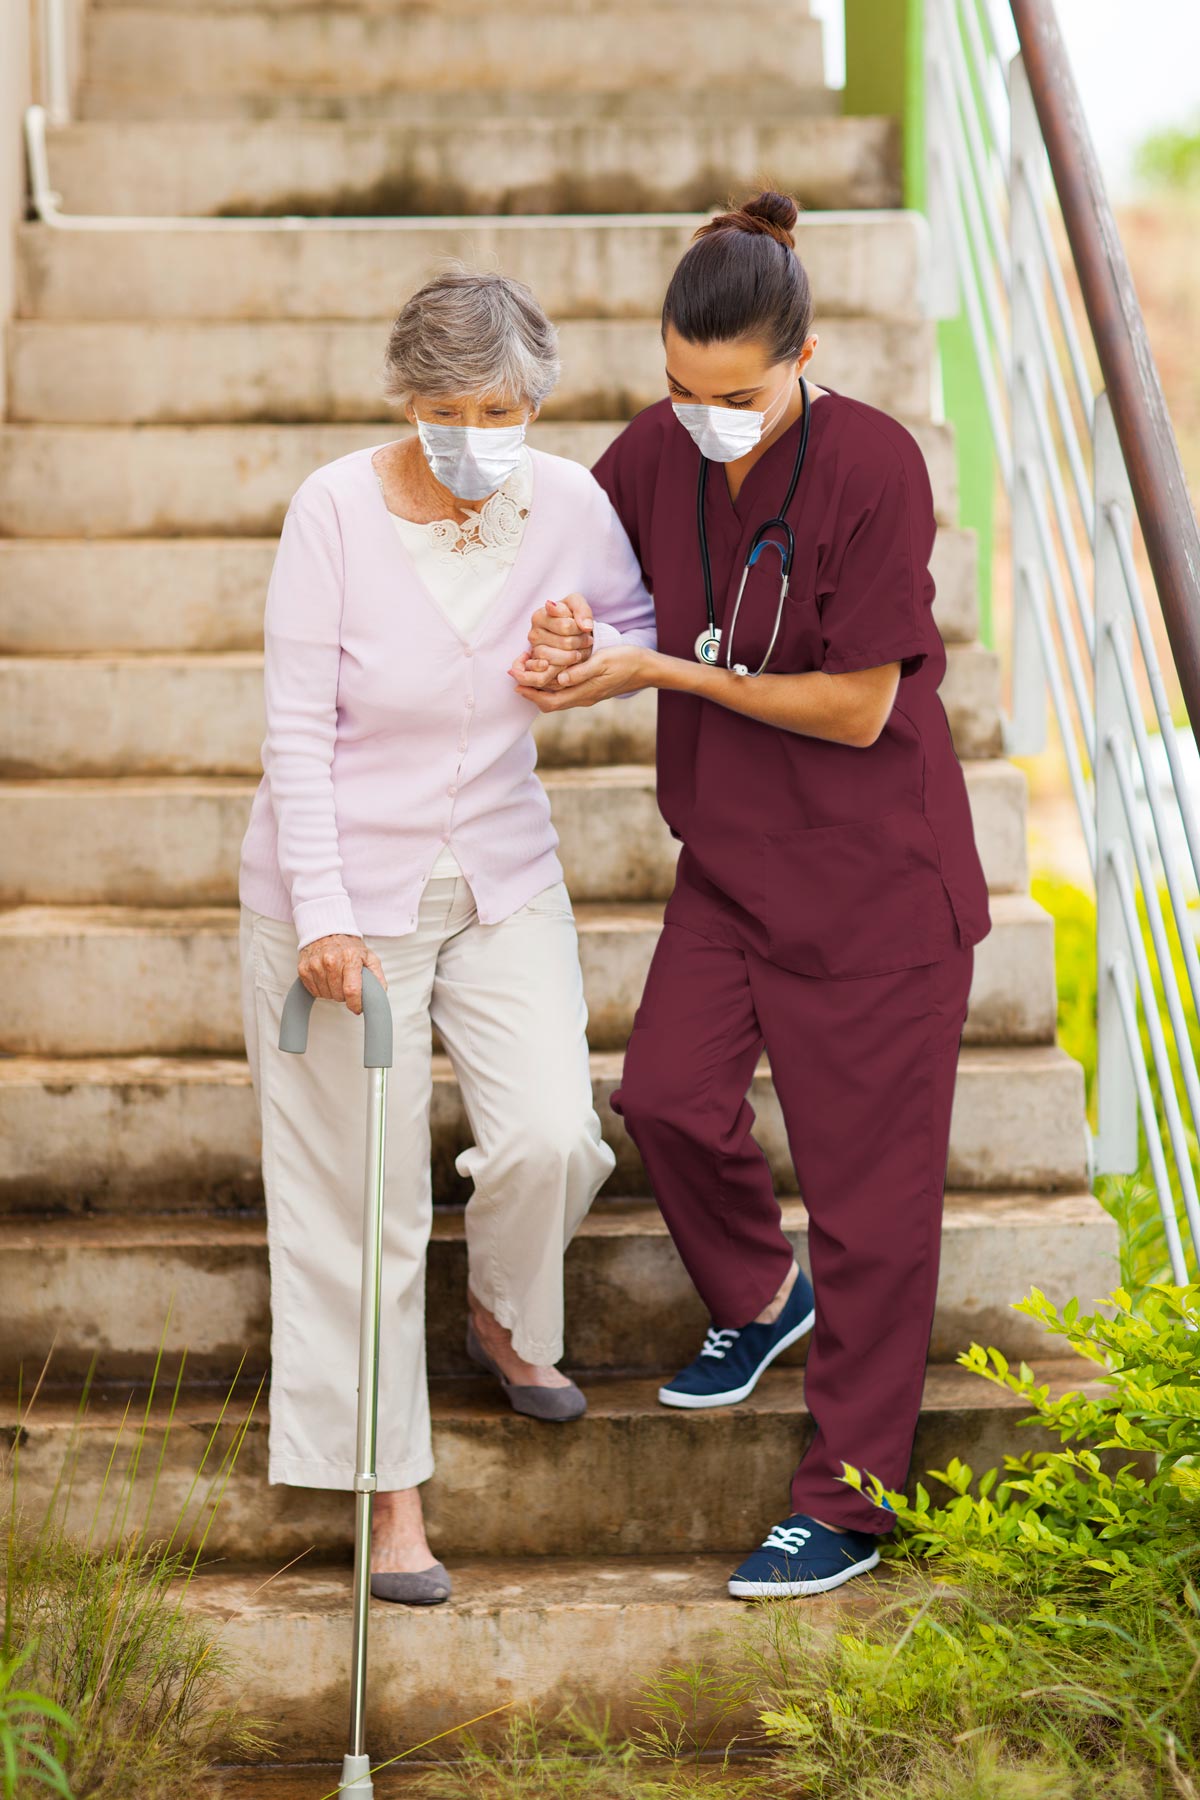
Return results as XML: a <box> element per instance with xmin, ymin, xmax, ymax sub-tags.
<box><xmin>382</xmin><ymin>269</ymin><xmax>561</xmax><ymax>410</ymax></box>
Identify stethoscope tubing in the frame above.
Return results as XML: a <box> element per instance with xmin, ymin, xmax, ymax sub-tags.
<box><xmin>696</xmin><ymin>375</ymin><xmax>812</xmax><ymax>677</ymax></box>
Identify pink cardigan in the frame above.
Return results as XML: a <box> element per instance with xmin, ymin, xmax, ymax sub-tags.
<box><xmin>238</xmin><ymin>443</ymin><xmax>657</xmax><ymax>949</ymax></box>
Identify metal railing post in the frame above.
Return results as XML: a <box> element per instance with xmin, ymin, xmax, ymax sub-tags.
<box><xmin>40</xmin><ymin>0</ymin><xmax>72</xmax><ymax>126</ymax></box>
<box><xmin>925</xmin><ymin>0</ymin><xmax>961</xmax><ymax>320</ymax></box>
<box><xmin>1093</xmin><ymin>389</ymin><xmax>1140</xmax><ymax>1175</ymax></box>
<box><xmin>1007</xmin><ymin>50</ymin><xmax>1048</xmax><ymax>755</ymax></box>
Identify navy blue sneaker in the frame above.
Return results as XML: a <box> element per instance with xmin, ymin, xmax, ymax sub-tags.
<box><xmin>657</xmin><ymin>1268</ymin><xmax>815</xmax><ymax>1409</ymax></box>
<box><xmin>728</xmin><ymin>1514</ymin><xmax>881</xmax><ymax>1598</ymax></box>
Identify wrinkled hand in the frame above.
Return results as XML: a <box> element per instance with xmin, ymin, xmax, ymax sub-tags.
<box><xmin>526</xmin><ymin>593</ymin><xmax>595</xmax><ymax>674</ymax></box>
<box><xmin>297</xmin><ymin>933</ymin><xmax>387</xmax><ymax>1016</ymax></box>
<box><xmin>510</xmin><ymin>645</ymin><xmax>650</xmax><ymax>710</ymax></box>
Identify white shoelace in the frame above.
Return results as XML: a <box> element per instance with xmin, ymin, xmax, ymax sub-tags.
<box><xmin>762</xmin><ymin>1523</ymin><xmax>813</xmax><ymax>1554</ymax></box>
<box><xmin>700</xmin><ymin>1327</ymin><xmax>741</xmax><ymax>1361</ymax></box>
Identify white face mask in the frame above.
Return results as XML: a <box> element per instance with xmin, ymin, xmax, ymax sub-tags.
<box><xmin>415</xmin><ymin>418</ymin><xmax>528</xmax><ymax>501</ymax></box>
<box><xmin>672</xmin><ymin>375</ymin><xmax>795</xmax><ymax>463</ymax></box>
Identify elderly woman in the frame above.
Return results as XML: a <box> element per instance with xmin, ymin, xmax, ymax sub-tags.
<box><xmin>237</xmin><ymin>271</ymin><xmax>656</xmax><ymax>1605</ymax></box>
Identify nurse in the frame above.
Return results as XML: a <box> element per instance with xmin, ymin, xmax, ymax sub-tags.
<box><xmin>511</xmin><ymin>190</ymin><xmax>993</xmax><ymax>1599</ymax></box>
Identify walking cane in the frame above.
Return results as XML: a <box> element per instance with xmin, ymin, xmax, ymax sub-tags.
<box><xmin>279</xmin><ymin>966</ymin><xmax>393</xmax><ymax>1799</ymax></box>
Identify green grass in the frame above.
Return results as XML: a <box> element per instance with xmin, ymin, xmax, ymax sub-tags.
<box><xmin>2</xmin><ymin>1345</ymin><xmax>269</xmax><ymax>1799</ymax></box>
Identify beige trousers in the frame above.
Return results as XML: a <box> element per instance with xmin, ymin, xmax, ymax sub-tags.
<box><xmin>239</xmin><ymin>873</ymin><xmax>615</xmax><ymax>1491</ymax></box>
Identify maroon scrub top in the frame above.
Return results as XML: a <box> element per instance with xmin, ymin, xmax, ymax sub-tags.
<box><xmin>592</xmin><ymin>389</ymin><xmax>993</xmax><ymax>979</ymax></box>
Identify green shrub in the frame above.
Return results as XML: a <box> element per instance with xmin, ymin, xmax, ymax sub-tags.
<box><xmin>739</xmin><ymin>1284</ymin><xmax>1200</xmax><ymax>1799</ymax></box>
<box><xmin>844</xmin><ymin>1284</ymin><xmax>1200</xmax><ymax>1592</ymax></box>
<box><xmin>1135</xmin><ymin>121</ymin><xmax>1200</xmax><ymax>190</ymax></box>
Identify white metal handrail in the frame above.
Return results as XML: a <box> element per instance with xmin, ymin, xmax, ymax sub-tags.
<box><xmin>927</xmin><ymin>0</ymin><xmax>1200</xmax><ymax>1277</ymax></box>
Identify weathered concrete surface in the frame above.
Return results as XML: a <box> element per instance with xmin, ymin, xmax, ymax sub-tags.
<box><xmin>0</xmin><ymin>899</ymin><xmax>672</xmax><ymax>1054</ymax></box>
<box><xmin>8</xmin><ymin>316</ymin><xmax>938</xmax><ymax>426</ymax></box>
<box><xmin>0</xmin><ymin>890</ymin><xmax>1055</xmax><ymax>1057</ymax></box>
<box><xmin>0</xmin><ymin>526</ymin><xmax>979</xmax><ymax>655</ymax></box>
<box><xmin>175</xmin><ymin>1555</ymin><xmax>885</xmax><ymax>1752</ymax></box>
<box><xmin>82</xmin><ymin>5</ymin><xmax>825</xmax><ymax>107</ymax></box>
<box><xmin>45</xmin><ymin>116</ymin><xmax>900</xmax><ymax>218</ymax></box>
<box><xmin>0</xmin><ymin>1041</ymin><xmax>1090</xmax><ymax>1216</ymax></box>
<box><xmin>0</xmin><ymin>1193</ymin><xmax>1116</xmax><ymax>1385</ymax></box>
<box><xmin>0</xmin><ymin>641</ymin><xmax>996</xmax><ymax>777</ymax></box>
<box><xmin>0</xmin><ymin>755</ymin><xmax>1023</xmax><ymax>912</ymax></box>
<box><xmin>0</xmin><ymin>764</ymin><xmax>676</xmax><ymax>905</ymax></box>
<box><xmin>15</xmin><ymin>212</ymin><xmax>929</xmax><ymax>324</ymax></box>
<box><xmin>0</xmin><ymin>414</ymin><xmax>955</xmax><ymax>536</ymax></box>
<box><xmin>8</xmin><ymin>1358</ymin><xmax>1107</xmax><ymax>1561</ymax></box>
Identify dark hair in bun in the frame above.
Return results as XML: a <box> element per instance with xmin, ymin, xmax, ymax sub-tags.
<box><xmin>661</xmin><ymin>189</ymin><xmax>813</xmax><ymax>366</ymax></box>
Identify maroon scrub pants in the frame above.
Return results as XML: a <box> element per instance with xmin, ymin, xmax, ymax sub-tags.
<box><xmin>611</xmin><ymin>904</ymin><xmax>974</xmax><ymax>1536</ymax></box>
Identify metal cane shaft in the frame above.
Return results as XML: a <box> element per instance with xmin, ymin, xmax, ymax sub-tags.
<box><xmin>348</xmin><ymin>1063</ymin><xmax>388</xmax><ymax>1759</ymax></box>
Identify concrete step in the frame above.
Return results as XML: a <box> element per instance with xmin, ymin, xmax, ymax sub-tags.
<box><xmin>44</xmin><ymin>117</ymin><xmax>900</xmax><ymax>217</ymax></box>
<box><xmin>0</xmin><ymin>1193</ymin><xmax>1117</xmax><ymax>1386</ymax></box>
<box><xmin>0</xmin><ymin>526</ymin><xmax>979</xmax><ymax>654</ymax></box>
<box><xmin>0</xmin><ymin>1042</ymin><xmax>1090</xmax><ymax>1215</ymax></box>
<box><xmin>11</xmin><ymin>1357</ymin><xmax>1103</xmax><ymax>1565</ymax></box>
<box><xmin>180</xmin><ymin>1556</ymin><xmax>866</xmax><ymax>1753</ymax></box>
<box><xmin>0</xmin><ymin>641</ymin><xmax>1001</xmax><ymax>780</ymax></box>
<box><xmin>0</xmin><ymin>723</ymin><xmax>1014</xmax><ymax>914</ymax></box>
<box><xmin>0</xmin><ymin>416</ymin><xmax>951</xmax><ymax>536</ymax></box>
<box><xmin>0</xmin><ymin>675</ymin><xmax>668</xmax><ymax>778</ymax></box>
<box><xmin>0</xmin><ymin>758</ymin><xmax>678</xmax><ymax>912</ymax></box>
<box><xmin>9</xmin><ymin>316</ymin><xmax>937</xmax><ymax>426</ymax></box>
<box><xmin>80</xmin><ymin>5</ymin><xmax>826</xmax><ymax>109</ymax></box>
<box><xmin>0</xmin><ymin>891</ymin><xmax>1055</xmax><ymax>1057</ymax></box>
<box><xmin>15</xmin><ymin>212</ymin><xmax>929</xmax><ymax>323</ymax></box>
<box><xmin>0</xmin><ymin>899</ymin><xmax>667</xmax><ymax>1056</ymax></box>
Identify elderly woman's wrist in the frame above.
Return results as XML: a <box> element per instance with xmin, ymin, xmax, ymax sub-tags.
<box><xmin>294</xmin><ymin>894</ymin><xmax>362</xmax><ymax>949</ymax></box>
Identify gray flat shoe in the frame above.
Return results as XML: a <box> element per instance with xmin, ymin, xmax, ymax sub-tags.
<box><xmin>369</xmin><ymin>1563</ymin><xmax>451</xmax><ymax>1606</ymax></box>
<box><xmin>465</xmin><ymin>1319</ymin><xmax>587</xmax><ymax>1422</ymax></box>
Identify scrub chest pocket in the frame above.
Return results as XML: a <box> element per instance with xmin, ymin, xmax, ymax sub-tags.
<box><xmin>764</xmin><ymin>808</ymin><xmax>960</xmax><ymax>979</ymax></box>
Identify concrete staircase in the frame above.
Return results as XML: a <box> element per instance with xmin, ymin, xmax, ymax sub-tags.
<box><xmin>2</xmin><ymin>0</ymin><xmax>1115</xmax><ymax>1776</ymax></box>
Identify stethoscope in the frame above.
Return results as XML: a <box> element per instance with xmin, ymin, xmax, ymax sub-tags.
<box><xmin>694</xmin><ymin>375</ymin><xmax>812</xmax><ymax>677</ymax></box>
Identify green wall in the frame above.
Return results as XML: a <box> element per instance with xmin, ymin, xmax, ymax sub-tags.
<box><xmin>843</xmin><ymin>0</ymin><xmax>996</xmax><ymax>645</ymax></box>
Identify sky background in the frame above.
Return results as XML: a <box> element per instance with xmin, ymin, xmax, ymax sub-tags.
<box><xmin>810</xmin><ymin>0</ymin><xmax>1200</xmax><ymax>196</ymax></box>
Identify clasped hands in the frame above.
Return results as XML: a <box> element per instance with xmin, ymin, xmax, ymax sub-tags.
<box><xmin>508</xmin><ymin>593</ymin><xmax>649</xmax><ymax>711</ymax></box>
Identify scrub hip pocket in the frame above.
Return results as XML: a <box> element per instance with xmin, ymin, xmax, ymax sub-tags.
<box><xmin>763</xmin><ymin>809</ymin><xmax>958</xmax><ymax>979</ymax></box>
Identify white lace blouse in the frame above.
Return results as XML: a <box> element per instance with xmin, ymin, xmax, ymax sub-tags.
<box><xmin>384</xmin><ymin>448</ymin><xmax>533</xmax><ymax>879</ymax></box>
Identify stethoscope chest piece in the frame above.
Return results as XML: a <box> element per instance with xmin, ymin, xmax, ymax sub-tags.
<box><xmin>694</xmin><ymin>628</ymin><xmax>723</xmax><ymax>665</ymax></box>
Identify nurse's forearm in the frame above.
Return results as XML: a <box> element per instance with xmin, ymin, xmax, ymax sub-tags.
<box><xmin>645</xmin><ymin>651</ymin><xmax>898</xmax><ymax>748</ymax></box>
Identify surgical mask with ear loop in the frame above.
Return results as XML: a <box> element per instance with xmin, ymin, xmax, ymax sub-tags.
<box><xmin>415</xmin><ymin>417</ymin><xmax>528</xmax><ymax>501</ymax></box>
<box><xmin>671</xmin><ymin>372</ymin><xmax>796</xmax><ymax>463</ymax></box>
